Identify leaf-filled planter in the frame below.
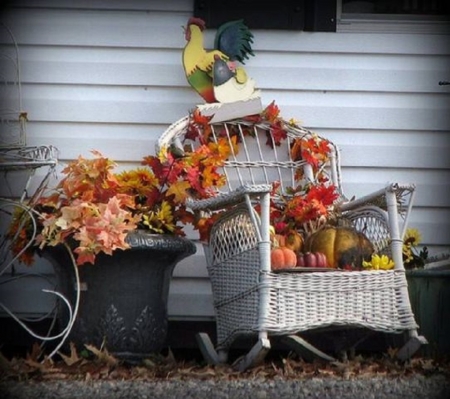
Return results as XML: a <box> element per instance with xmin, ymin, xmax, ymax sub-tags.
<box><xmin>42</xmin><ymin>231</ymin><xmax>196</xmax><ymax>363</ymax></box>
<box><xmin>304</xmin><ymin>225</ymin><xmax>374</xmax><ymax>269</ymax></box>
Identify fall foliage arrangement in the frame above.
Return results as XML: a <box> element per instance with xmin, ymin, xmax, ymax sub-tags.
<box><xmin>8</xmin><ymin>102</ymin><xmax>422</xmax><ymax>271</ymax></box>
<box><xmin>7</xmin><ymin>150</ymin><xmax>197</xmax><ymax>266</ymax></box>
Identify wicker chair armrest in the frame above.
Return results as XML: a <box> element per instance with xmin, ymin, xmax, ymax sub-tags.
<box><xmin>337</xmin><ymin>182</ymin><xmax>416</xmax><ymax>271</ymax></box>
<box><xmin>187</xmin><ymin>184</ymin><xmax>272</xmax><ymax>212</ymax></box>
<box><xmin>338</xmin><ymin>182</ymin><xmax>415</xmax><ymax>213</ymax></box>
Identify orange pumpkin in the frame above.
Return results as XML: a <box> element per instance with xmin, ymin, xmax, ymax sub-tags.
<box><xmin>304</xmin><ymin>225</ymin><xmax>374</xmax><ymax>269</ymax></box>
<box><xmin>271</xmin><ymin>247</ymin><xmax>297</xmax><ymax>270</ymax></box>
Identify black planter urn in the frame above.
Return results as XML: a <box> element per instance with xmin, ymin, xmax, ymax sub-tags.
<box><xmin>42</xmin><ymin>230</ymin><xmax>196</xmax><ymax>362</ymax></box>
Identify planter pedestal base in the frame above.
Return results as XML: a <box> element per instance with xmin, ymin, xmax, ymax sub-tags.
<box><xmin>42</xmin><ymin>231</ymin><xmax>196</xmax><ymax>362</ymax></box>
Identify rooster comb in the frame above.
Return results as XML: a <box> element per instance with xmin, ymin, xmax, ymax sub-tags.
<box><xmin>187</xmin><ymin>17</ymin><xmax>206</xmax><ymax>31</ymax></box>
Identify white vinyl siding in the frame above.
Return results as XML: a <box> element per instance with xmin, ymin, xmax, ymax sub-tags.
<box><xmin>1</xmin><ymin>0</ymin><xmax>449</xmax><ymax>320</ymax></box>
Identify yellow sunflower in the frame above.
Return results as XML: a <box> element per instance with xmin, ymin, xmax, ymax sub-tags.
<box><xmin>403</xmin><ymin>228</ymin><xmax>422</xmax><ymax>247</ymax></box>
<box><xmin>363</xmin><ymin>254</ymin><xmax>395</xmax><ymax>270</ymax></box>
<box><xmin>403</xmin><ymin>228</ymin><xmax>422</xmax><ymax>265</ymax></box>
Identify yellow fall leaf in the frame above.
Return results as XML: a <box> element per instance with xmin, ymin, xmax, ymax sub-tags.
<box><xmin>157</xmin><ymin>145</ymin><xmax>169</xmax><ymax>162</ymax></box>
<box><xmin>166</xmin><ymin>180</ymin><xmax>191</xmax><ymax>203</ymax></box>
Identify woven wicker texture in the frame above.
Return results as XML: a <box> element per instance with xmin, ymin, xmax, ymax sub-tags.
<box><xmin>340</xmin><ymin>206</ymin><xmax>392</xmax><ymax>255</ymax></box>
<box><xmin>207</xmin><ymin>204</ymin><xmax>417</xmax><ymax>350</ymax></box>
<box><xmin>261</xmin><ymin>269</ymin><xmax>415</xmax><ymax>333</ymax></box>
<box><xmin>158</xmin><ymin>114</ymin><xmax>419</xmax><ymax>352</ymax></box>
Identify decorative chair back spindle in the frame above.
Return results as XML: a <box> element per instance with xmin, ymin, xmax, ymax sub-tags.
<box><xmin>158</xmin><ymin>115</ymin><xmax>343</xmax><ymax>197</ymax></box>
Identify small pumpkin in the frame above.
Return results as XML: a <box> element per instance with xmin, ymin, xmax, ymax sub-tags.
<box><xmin>271</xmin><ymin>247</ymin><xmax>297</xmax><ymax>270</ymax></box>
<box><xmin>304</xmin><ymin>225</ymin><xmax>374</xmax><ymax>269</ymax></box>
<box><xmin>284</xmin><ymin>230</ymin><xmax>303</xmax><ymax>252</ymax></box>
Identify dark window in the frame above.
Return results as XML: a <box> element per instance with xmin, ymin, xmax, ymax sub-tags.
<box><xmin>194</xmin><ymin>0</ymin><xmax>337</xmax><ymax>31</ymax></box>
<box><xmin>342</xmin><ymin>0</ymin><xmax>450</xmax><ymax>16</ymax></box>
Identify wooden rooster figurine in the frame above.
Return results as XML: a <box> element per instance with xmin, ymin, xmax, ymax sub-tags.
<box><xmin>182</xmin><ymin>17</ymin><xmax>257</xmax><ymax>104</ymax></box>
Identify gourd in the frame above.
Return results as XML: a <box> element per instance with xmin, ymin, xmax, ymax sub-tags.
<box><xmin>271</xmin><ymin>247</ymin><xmax>297</xmax><ymax>270</ymax></box>
<box><xmin>304</xmin><ymin>225</ymin><xmax>374</xmax><ymax>269</ymax></box>
<box><xmin>271</xmin><ymin>234</ymin><xmax>286</xmax><ymax>247</ymax></box>
<box><xmin>296</xmin><ymin>252</ymin><xmax>328</xmax><ymax>268</ymax></box>
<box><xmin>284</xmin><ymin>230</ymin><xmax>303</xmax><ymax>252</ymax></box>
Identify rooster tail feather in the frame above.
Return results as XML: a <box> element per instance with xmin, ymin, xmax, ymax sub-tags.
<box><xmin>214</xmin><ymin>19</ymin><xmax>254</xmax><ymax>64</ymax></box>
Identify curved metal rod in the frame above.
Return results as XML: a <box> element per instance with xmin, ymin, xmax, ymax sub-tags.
<box><xmin>0</xmin><ymin>288</ymin><xmax>73</xmax><ymax>341</ymax></box>
<box><xmin>0</xmin><ymin>245</ymin><xmax>80</xmax><ymax>359</ymax></box>
<box><xmin>0</xmin><ymin>146</ymin><xmax>77</xmax><ymax>359</ymax></box>
<box><xmin>46</xmin><ymin>243</ymin><xmax>81</xmax><ymax>359</ymax></box>
<box><xmin>0</xmin><ymin>273</ymin><xmax>60</xmax><ymax>322</ymax></box>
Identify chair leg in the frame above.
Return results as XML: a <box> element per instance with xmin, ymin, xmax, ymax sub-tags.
<box><xmin>196</xmin><ymin>332</ymin><xmax>221</xmax><ymax>365</ymax></box>
<box><xmin>232</xmin><ymin>338</ymin><xmax>271</xmax><ymax>372</ymax></box>
<box><xmin>281</xmin><ymin>334</ymin><xmax>336</xmax><ymax>362</ymax></box>
<box><xmin>396</xmin><ymin>332</ymin><xmax>428</xmax><ymax>361</ymax></box>
<box><xmin>217</xmin><ymin>349</ymin><xmax>229</xmax><ymax>363</ymax></box>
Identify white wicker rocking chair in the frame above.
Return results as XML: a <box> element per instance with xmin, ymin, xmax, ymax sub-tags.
<box><xmin>157</xmin><ymin>114</ymin><xmax>427</xmax><ymax>371</ymax></box>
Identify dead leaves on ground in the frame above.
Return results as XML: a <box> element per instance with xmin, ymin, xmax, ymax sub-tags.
<box><xmin>83</xmin><ymin>344</ymin><xmax>119</xmax><ymax>368</ymax></box>
<box><xmin>1</xmin><ymin>343</ymin><xmax>449</xmax><ymax>383</ymax></box>
<box><xmin>58</xmin><ymin>343</ymin><xmax>83</xmax><ymax>367</ymax></box>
